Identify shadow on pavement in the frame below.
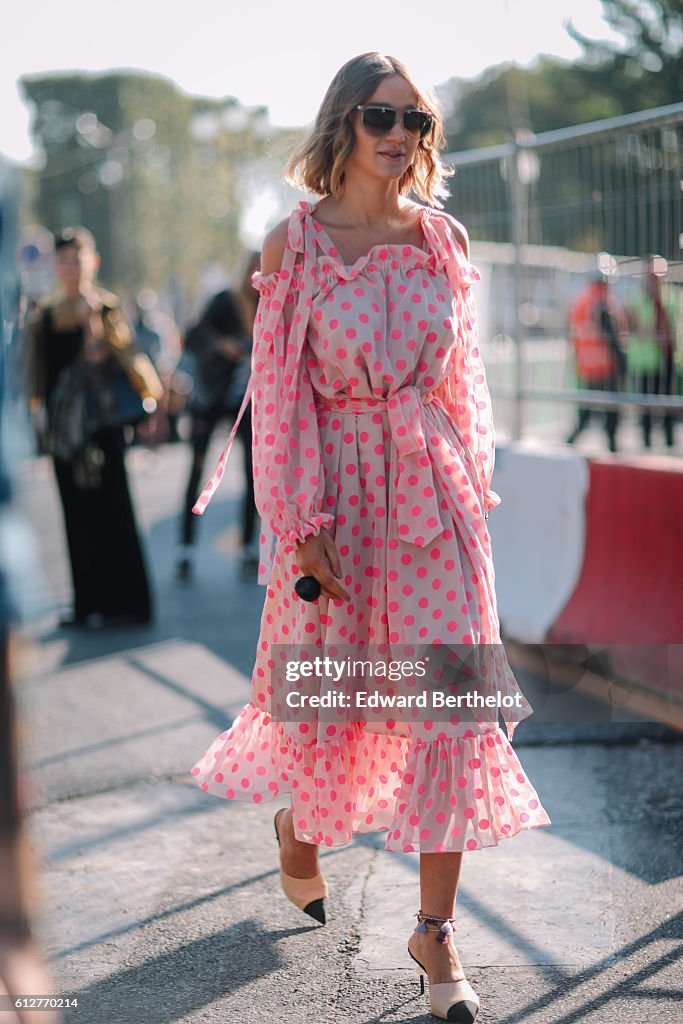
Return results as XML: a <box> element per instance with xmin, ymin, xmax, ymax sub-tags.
<box><xmin>61</xmin><ymin>919</ymin><xmax>307</xmax><ymax>1024</ymax></box>
<box><xmin>496</xmin><ymin>911</ymin><xmax>683</xmax><ymax>1024</ymax></box>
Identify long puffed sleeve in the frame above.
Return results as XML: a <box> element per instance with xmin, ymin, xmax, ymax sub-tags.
<box><xmin>426</xmin><ymin>213</ymin><xmax>500</xmax><ymax>517</ymax></box>
<box><xmin>250</xmin><ymin>270</ymin><xmax>334</xmax><ymax>575</ymax></box>
<box><xmin>192</xmin><ymin>205</ymin><xmax>334</xmax><ymax>585</ymax></box>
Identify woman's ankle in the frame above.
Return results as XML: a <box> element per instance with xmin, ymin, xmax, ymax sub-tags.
<box><xmin>409</xmin><ymin>931</ymin><xmax>466</xmax><ymax>984</ymax></box>
<box><xmin>278</xmin><ymin>809</ymin><xmax>320</xmax><ymax>878</ymax></box>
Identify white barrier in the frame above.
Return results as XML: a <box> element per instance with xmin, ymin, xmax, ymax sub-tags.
<box><xmin>488</xmin><ymin>444</ymin><xmax>589</xmax><ymax>643</ymax></box>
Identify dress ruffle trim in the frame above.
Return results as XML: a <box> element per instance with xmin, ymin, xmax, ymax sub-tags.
<box><xmin>191</xmin><ymin>702</ymin><xmax>551</xmax><ymax>853</ymax></box>
<box><xmin>386</xmin><ymin>729</ymin><xmax>551</xmax><ymax>853</ymax></box>
<box><xmin>251</xmin><ymin>204</ymin><xmax>484</xmax><ymax>294</ymax></box>
<box><xmin>283</xmin><ymin>511</ymin><xmax>335</xmax><ymax>547</ymax></box>
<box><xmin>252</xmin><ymin>267</ymin><xmax>304</xmax><ymax>297</ymax></box>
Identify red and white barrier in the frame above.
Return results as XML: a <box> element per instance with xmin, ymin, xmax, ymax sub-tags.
<box><xmin>548</xmin><ymin>455</ymin><xmax>683</xmax><ymax>646</ymax></box>
<box><xmin>547</xmin><ymin>455</ymin><xmax>683</xmax><ymax>702</ymax></box>
<box><xmin>491</xmin><ymin>447</ymin><xmax>683</xmax><ymax>705</ymax></box>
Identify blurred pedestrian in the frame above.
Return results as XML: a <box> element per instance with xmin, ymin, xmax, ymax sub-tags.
<box><xmin>175</xmin><ymin>256</ymin><xmax>259</xmax><ymax>581</ymax></box>
<box><xmin>190</xmin><ymin>52</ymin><xmax>551</xmax><ymax>1024</ymax></box>
<box><xmin>1</xmin><ymin>165</ymin><xmax>60</xmax><ymax>1023</ymax></box>
<box><xmin>627</xmin><ymin>268</ymin><xmax>678</xmax><ymax>448</ymax></box>
<box><xmin>566</xmin><ymin>274</ymin><xmax>627</xmax><ymax>453</ymax></box>
<box><xmin>27</xmin><ymin>227</ymin><xmax>162</xmax><ymax>628</ymax></box>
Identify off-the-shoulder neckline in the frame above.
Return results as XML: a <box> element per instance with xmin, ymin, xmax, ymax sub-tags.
<box><xmin>252</xmin><ymin>241</ymin><xmax>432</xmax><ymax>290</ymax></box>
<box><xmin>252</xmin><ymin>203</ymin><xmax>477</xmax><ymax>290</ymax></box>
<box><xmin>308</xmin><ymin>201</ymin><xmax>433</xmax><ymax>270</ymax></box>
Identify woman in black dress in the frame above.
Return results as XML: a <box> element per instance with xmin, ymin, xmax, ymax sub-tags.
<box><xmin>28</xmin><ymin>227</ymin><xmax>161</xmax><ymax>628</ymax></box>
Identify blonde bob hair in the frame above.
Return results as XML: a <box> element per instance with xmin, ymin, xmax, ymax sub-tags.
<box><xmin>286</xmin><ymin>52</ymin><xmax>452</xmax><ymax>208</ymax></box>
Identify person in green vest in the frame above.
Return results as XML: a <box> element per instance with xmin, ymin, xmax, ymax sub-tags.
<box><xmin>628</xmin><ymin>270</ymin><xmax>679</xmax><ymax>448</ymax></box>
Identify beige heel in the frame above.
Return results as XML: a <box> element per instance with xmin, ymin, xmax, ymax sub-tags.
<box><xmin>409</xmin><ymin>954</ymin><xmax>479</xmax><ymax>1022</ymax></box>
<box><xmin>427</xmin><ymin>979</ymin><xmax>479</xmax><ymax>1022</ymax></box>
<box><xmin>279</xmin><ymin>869</ymin><xmax>328</xmax><ymax>923</ymax></box>
<box><xmin>274</xmin><ymin>809</ymin><xmax>328</xmax><ymax>924</ymax></box>
<box><xmin>408</xmin><ymin>910</ymin><xmax>480</xmax><ymax>1023</ymax></box>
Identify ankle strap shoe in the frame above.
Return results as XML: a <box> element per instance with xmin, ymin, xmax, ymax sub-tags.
<box><xmin>407</xmin><ymin>910</ymin><xmax>480</xmax><ymax>1022</ymax></box>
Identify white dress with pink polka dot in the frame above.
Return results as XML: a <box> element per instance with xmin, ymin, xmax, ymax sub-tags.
<box><xmin>191</xmin><ymin>202</ymin><xmax>551</xmax><ymax>853</ymax></box>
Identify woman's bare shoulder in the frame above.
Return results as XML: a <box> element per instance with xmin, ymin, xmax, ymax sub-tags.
<box><xmin>260</xmin><ymin>218</ymin><xmax>290</xmax><ymax>276</ymax></box>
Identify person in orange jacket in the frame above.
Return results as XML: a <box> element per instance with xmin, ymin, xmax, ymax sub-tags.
<box><xmin>566</xmin><ymin>274</ymin><xmax>627</xmax><ymax>452</ymax></box>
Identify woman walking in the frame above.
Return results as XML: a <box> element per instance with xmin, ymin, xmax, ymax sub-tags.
<box><xmin>191</xmin><ymin>53</ymin><xmax>550</xmax><ymax>1021</ymax></box>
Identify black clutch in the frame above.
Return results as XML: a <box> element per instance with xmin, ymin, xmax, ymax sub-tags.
<box><xmin>294</xmin><ymin>576</ymin><xmax>321</xmax><ymax>602</ymax></box>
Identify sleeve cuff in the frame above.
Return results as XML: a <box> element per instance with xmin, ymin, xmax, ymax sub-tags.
<box><xmin>284</xmin><ymin>511</ymin><xmax>335</xmax><ymax>547</ymax></box>
<box><xmin>484</xmin><ymin>489</ymin><xmax>501</xmax><ymax>513</ymax></box>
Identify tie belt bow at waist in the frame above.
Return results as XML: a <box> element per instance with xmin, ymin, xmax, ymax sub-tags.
<box><xmin>315</xmin><ymin>387</ymin><xmax>444</xmax><ymax>547</ymax></box>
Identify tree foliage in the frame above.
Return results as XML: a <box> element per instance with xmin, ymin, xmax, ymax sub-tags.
<box><xmin>443</xmin><ymin>59</ymin><xmax>627</xmax><ymax>152</ymax></box>
<box><xmin>439</xmin><ymin>3</ymin><xmax>682</xmax><ymax>258</ymax></box>
<box><xmin>20</xmin><ymin>71</ymin><xmax>280</xmax><ymax>314</ymax></box>
<box><xmin>442</xmin><ymin>0</ymin><xmax>682</xmax><ymax>153</ymax></box>
<box><xmin>566</xmin><ymin>0</ymin><xmax>683</xmax><ymax>104</ymax></box>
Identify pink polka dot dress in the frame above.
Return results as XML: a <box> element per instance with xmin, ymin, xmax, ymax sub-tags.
<box><xmin>191</xmin><ymin>202</ymin><xmax>551</xmax><ymax>853</ymax></box>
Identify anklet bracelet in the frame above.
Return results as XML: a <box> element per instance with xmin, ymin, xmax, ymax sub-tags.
<box><xmin>414</xmin><ymin>909</ymin><xmax>457</xmax><ymax>943</ymax></box>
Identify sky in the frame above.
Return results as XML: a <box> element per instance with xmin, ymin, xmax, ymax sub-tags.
<box><xmin>2</xmin><ymin>0</ymin><xmax>622</xmax><ymax>163</ymax></box>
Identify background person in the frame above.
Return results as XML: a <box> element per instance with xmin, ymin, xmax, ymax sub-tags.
<box><xmin>27</xmin><ymin>227</ymin><xmax>161</xmax><ymax>628</ymax></box>
<box><xmin>175</xmin><ymin>259</ymin><xmax>259</xmax><ymax>581</ymax></box>
<box><xmin>628</xmin><ymin>267</ymin><xmax>678</xmax><ymax>448</ymax></box>
<box><xmin>1</xmin><ymin>170</ymin><xmax>60</xmax><ymax>1023</ymax></box>
<box><xmin>565</xmin><ymin>274</ymin><xmax>627</xmax><ymax>453</ymax></box>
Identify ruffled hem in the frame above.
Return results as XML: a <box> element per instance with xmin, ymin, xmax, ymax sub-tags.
<box><xmin>191</xmin><ymin>702</ymin><xmax>551</xmax><ymax>853</ymax></box>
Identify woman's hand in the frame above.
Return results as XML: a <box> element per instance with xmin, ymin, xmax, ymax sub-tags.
<box><xmin>295</xmin><ymin>527</ymin><xmax>351</xmax><ymax>602</ymax></box>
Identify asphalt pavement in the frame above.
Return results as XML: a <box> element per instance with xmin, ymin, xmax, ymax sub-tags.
<box><xmin>11</xmin><ymin>438</ymin><xmax>683</xmax><ymax>1024</ymax></box>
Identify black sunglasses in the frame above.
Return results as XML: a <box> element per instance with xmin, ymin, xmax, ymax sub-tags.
<box><xmin>354</xmin><ymin>104</ymin><xmax>433</xmax><ymax>139</ymax></box>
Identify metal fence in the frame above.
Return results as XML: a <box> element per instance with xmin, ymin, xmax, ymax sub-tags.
<box><xmin>444</xmin><ymin>103</ymin><xmax>683</xmax><ymax>449</ymax></box>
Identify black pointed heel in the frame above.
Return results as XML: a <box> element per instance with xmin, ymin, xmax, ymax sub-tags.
<box><xmin>273</xmin><ymin>809</ymin><xmax>328</xmax><ymax>924</ymax></box>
